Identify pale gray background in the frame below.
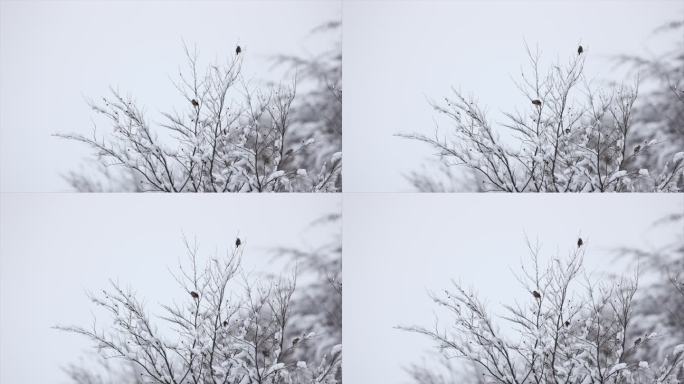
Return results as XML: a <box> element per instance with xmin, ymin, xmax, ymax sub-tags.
<box><xmin>344</xmin><ymin>194</ymin><xmax>684</xmax><ymax>383</ymax></box>
<box><xmin>343</xmin><ymin>0</ymin><xmax>683</xmax><ymax>192</ymax></box>
<box><xmin>0</xmin><ymin>194</ymin><xmax>340</xmax><ymax>383</ymax></box>
<box><xmin>0</xmin><ymin>0</ymin><xmax>340</xmax><ymax>192</ymax></box>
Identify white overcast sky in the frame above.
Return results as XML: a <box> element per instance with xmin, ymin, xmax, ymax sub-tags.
<box><xmin>0</xmin><ymin>0</ymin><xmax>340</xmax><ymax>192</ymax></box>
<box><xmin>344</xmin><ymin>194</ymin><xmax>684</xmax><ymax>383</ymax></box>
<box><xmin>0</xmin><ymin>194</ymin><xmax>340</xmax><ymax>383</ymax></box>
<box><xmin>343</xmin><ymin>0</ymin><xmax>684</xmax><ymax>192</ymax></box>
<box><xmin>2</xmin><ymin>2</ymin><xmax>684</xmax><ymax>384</ymax></box>
<box><xmin>2</xmin><ymin>1</ymin><xmax>681</xmax><ymax>193</ymax></box>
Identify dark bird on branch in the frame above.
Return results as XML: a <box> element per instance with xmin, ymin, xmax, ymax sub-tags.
<box><xmin>577</xmin><ymin>45</ymin><xmax>584</xmax><ymax>55</ymax></box>
<box><xmin>577</xmin><ymin>238</ymin><xmax>583</xmax><ymax>248</ymax></box>
<box><xmin>190</xmin><ymin>291</ymin><xmax>199</xmax><ymax>299</ymax></box>
<box><xmin>235</xmin><ymin>45</ymin><xmax>242</xmax><ymax>55</ymax></box>
<box><xmin>235</xmin><ymin>237</ymin><xmax>241</xmax><ymax>247</ymax></box>
<box><xmin>532</xmin><ymin>99</ymin><xmax>542</xmax><ymax>107</ymax></box>
<box><xmin>565</xmin><ymin>320</ymin><xmax>570</xmax><ymax>327</ymax></box>
<box><xmin>634</xmin><ymin>337</ymin><xmax>642</xmax><ymax>346</ymax></box>
<box><xmin>634</xmin><ymin>145</ymin><xmax>641</xmax><ymax>154</ymax></box>
<box><xmin>191</xmin><ymin>99</ymin><xmax>199</xmax><ymax>108</ymax></box>
<box><xmin>532</xmin><ymin>290</ymin><xmax>542</xmax><ymax>299</ymax></box>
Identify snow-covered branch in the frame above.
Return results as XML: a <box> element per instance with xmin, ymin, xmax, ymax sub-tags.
<box><xmin>401</xmin><ymin>238</ymin><xmax>684</xmax><ymax>384</ymax></box>
<box><xmin>56</xmin><ymin>237</ymin><xmax>341</xmax><ymax>384</ymax></box>
<box><xmin>400</xmin><ymin>44</ymin><xmax>684</xmax><ymax>192</ymax></box>
<box><xmin>56</xmin><ymin>42</ymin><xmax>341</xmax><ymax>192</ymax></box>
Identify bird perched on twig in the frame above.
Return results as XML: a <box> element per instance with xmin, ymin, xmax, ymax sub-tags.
<box><xmin>532</xmin><ymin>290</ymin><xmax>542</xmax><ymax>299</ymax></box>
<box><xmin>577</xmin><ymin>45</ymin><xmax>584</xmax><ymax>55</ymax></box>
<box><xmin>235</xmin><ymin>237</ymin><xmax>241</xmax><ymax>247</ymax></box>
<box><xmin>235</xmin><ymin>45</ymin><xmax>242</xmax><ymax>55</ymax></box>
<box><xmin>190</xmin><ymin>291</ymin><xmax>199</xmax><ymax>299</ymax></box>
<box><xmin>532</xmin><ymin>99</ymin><xmax>542</xmax><ymax>107</ymax></box>
<box><xmin>577</xmin><ymin>238</ymin><xmax>583</xmax><ymax>248</ymax></box>
<box><xmin>191</xmin><ymin>99</ymin><xmax>199</xmax><ymax>108</ymax></box>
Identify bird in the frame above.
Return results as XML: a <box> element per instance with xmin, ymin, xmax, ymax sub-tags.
<box><xmin>235</xmin><ymin>237</ymin><xmax>241</xmax><ymax>247</ymax></box>
<box><xmin>277</xmin><ymin>347</ymin><xmax>296</xmax><ymax>365</ymax></box>
<box><xmin>532</xmin><ymin>290</ymin><xmax>542</xmax><ymax>299</ymax></box>
<box><xmin>235</xmin><ymin>45</ymin><xmax>242</xmax><ymax>55</ymax></box>
<box><xmin>634</xmin><ymin>145</ymin><xmax>641</xmax><ymax>154</ymax></box>
<box><xmin>190</xmin><ymin>291</ymin><xmax>199</xmax><ymax>299</ymax></box>
<box><xmin>532</xmin><ymin>99</ymin><xmax>542</xmax><ymax>107</ymax></box>
<box><xmin>191</xmin><ymin>99</ymin><xmax>199</xmax><ymax>108</ymax></box>
<box><xmin>223</xmin><ymin>320</ymin><xmax>229</xmax><ymax>327</ymax></box>
<box><xmin>577</xmin><ymin>45</ymin><xmax>584</xmax><ymax>55</ymax></box>
<box><xmin>291</xmin><ymin>337</ymin><xmax>300</xmax><ymax>347</ymax></box>
<box><xmin>577</xmin><ymin>238</ymin><xmax>583</xmax><ymax>248</ymax></box>
<box><xmin>564</xmin><ymin>320</ymin><xmax>570</xmax><ymax>327</ymax></box>
<box><xmin>634</xmin><ymin>337</ymin><xmax>642</xmax><ymax>347</ymax></box>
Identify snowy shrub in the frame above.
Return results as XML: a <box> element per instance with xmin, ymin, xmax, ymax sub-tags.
<box><xmin>57</xmin><ymin>41</ymin><xmax>341</xmax><ymax>192</ymax></box>
<box><xmin>273</xmin><ymin>21</ymin><xmax>342</xmax><ymax>189</ymax></box>
<box><xmin>616</xmin><ymin>213</ymin><xmax>684</xmax><ymax>372</ymax></box>
<box><xmin>273</xmin><ymin>212</ymin><xmax>342</xmax><ymax>365</ymax></box>
<box><xmin>57</xmin><ymin>238</ymin><xmax>341</xmax><ymax>384</ymax></box>
<box><xmin>615</xmin><ymin>19</ymin><xmax>684</xmax><ymax>184</ymax></box>
<box><xmin>401</xmin><ymin>238</ymin><xmax>684</xmax><ymax>384</ymax></box>
<box><xmin>63</xmin><ymin>356</ymin><xmax>145</xmax><ymax>384</ymax></box>
<box><xmin>405</xmin><ymin>352</ymin><xmax>489</xmax><ymax>384</ymax></box>
<box><xmin>400</xmin><ymin>45</ymin><xmax>684</xmax><ymax>192</ymax></box>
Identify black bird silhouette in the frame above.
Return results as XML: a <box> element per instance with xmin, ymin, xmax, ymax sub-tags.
<box><xmin>634</xmin><ymin>337</ymin><xmax>642</xmax><ymax>346</ymax></box>
<box><xmin>191</xmin><ymin>99</ymin><xmax>199</xmax><ymax>108</ymax></box>
<box><xmin>235</xmin><ymin>45</ymin><xmax>242</xmax><ymax>55</ymax></box>
<box><xmin>577</xmin><ymin>45</ymin><xmax>584</xmax><ymax>55</ymax></box>
<box><xmin>634</xmin><ymin>145</ymin><xmax>641</xmax><ymax>154</ymax></box>
<box><xmin>565</xmin><ymin>320</ymin><xmax>570</xmax><ymax>327</ymax></box>
<box><xmin>190</xmin><ymin>291</ymin><xmax>199</xmax><ymax>299</ymax></box>
<box><xmin>577</xmin><ymin>238</ymin><xmax>583</xmax><ymax>248</ymax></box>
<box><xmin>532</xmin><ymin>99</ymin><xmax>542</xmax><ymax>107</ymax></box>
<box><xmin>532</xmin><ymin>290</ymin><xmax>542</xmax><ymax>299</ymax></box>
<box><xmin>235</xmin><ymin>237</ymin><xmax>241</xmax><ymax>247</ymax></box>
